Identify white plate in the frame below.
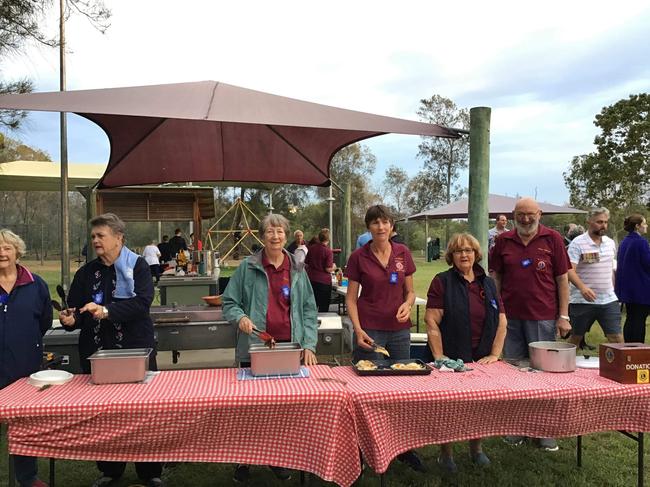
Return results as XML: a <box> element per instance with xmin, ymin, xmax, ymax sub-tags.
<box><xmin>29</xmin><ymin>370</ymin><xmax>74</xmax><ymax>387</ymax></box>
<box><xmin>576</xmin><ymin>356</ymin><xmax>600</xmax><ymax>369</ymax></box>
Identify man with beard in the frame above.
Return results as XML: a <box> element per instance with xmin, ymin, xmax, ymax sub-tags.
<box><xmin>490</xmin><ymin>197</ymin><xmax>571</xmax><ymax>452</ymax></box>
<box><xmin>567</xmin><ymin>208</ymin><xmax>622</xmax><ymax>347</ymax></box>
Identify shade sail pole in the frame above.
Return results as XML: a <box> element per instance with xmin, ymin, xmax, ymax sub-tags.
<box><xmin>59</xmin><ymin>0</ymin><xmax>70</xmax><ymax>290</ymax></box>
<box><xmin>468</xmin><ymin>107</ymin><xmax>491</xmax><ymax>271</ymax></box>
<box><xmin>343</xmin><ymin>182</ymin><xmax>351</xmax><ymax>263</ymax></box>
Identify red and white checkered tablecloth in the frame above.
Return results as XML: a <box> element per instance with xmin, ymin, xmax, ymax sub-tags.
<box><xmin>331</xmin><ymin>362</ymin><xmax>650</xmax><ymax>474</ymax></box>
<box><xmin>0</xmin><ymin>365</ymin><xmax>360</xmax><ymax>487</ymax></box>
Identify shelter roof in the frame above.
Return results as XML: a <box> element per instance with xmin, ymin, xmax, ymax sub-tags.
<box><xmin>403</xmin><ymin>194</ymin><xmax>586</xmax><ymax>220</ymax></box>
<box><xmin>0</xmin><ymin>160</ymin><xmax>105</xmax><ymax>191</ymax></box>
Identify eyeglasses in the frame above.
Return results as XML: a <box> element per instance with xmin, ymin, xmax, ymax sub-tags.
<box><xmin>514</xmin><ymin>212</ymin><xmax>540</xmax><ymax>220</ymax></box>
<box><xmin>452</xmin><ymin>248</ymin><xmax>475</xmax><ymax>255</ymax></box>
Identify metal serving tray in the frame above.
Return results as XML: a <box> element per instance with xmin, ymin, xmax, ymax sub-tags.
<box><xmin>249</xmin><ymin>342</ymin><xmax>302</xmax><ymax>376</ymax></box>
<box><xmin>87</xmin><ymin>348</ymin><xmax>152</xmax><ymax>384</ymax></box>
<box><xmin>353</xmin><ymin>358</ymin><xmax>432</xmax><ymax>376</ymax></box>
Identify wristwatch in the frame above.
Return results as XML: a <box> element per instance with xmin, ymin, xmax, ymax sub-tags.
<box><xmin>101</xmin><ymin>306</ymin><xmax>109</xmax><ymax>320</ymax></box>
<box><xmin>558</xmin><ymin>314</ymin><xmax>571</xmax><ymax>322</ymax></box>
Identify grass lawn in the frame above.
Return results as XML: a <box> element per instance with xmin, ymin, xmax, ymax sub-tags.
<box><xmin>2</xmin><ymin>260</ymin><xmax>647</xmax><ymax>485</ymax></box>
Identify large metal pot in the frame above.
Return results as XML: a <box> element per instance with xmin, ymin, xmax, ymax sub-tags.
<box><xmin>529</xmin><ymin>341</ymin><xmax>576</xmax><ymax>372</ymax></box>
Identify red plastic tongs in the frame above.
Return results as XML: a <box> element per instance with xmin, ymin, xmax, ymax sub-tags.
<box><xmin>252</xmin><ymin>326</ymin><xmax>276</xmax><ymax>349</ymax></box>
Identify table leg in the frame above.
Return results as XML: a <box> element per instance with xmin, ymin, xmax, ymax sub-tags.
<box><xmin>8</xmin><ymin>454</ymin><xmax>16</xmax><ymax>487</ymax></box>
<box><xmin>416</xmin><ymin>306</ymin><xmax>420</xmax><ymax>332</ymax></box>
<box><xmin>639</xmin><ymin>432</ymin><xmax>644</xmax><ymax>487</ymax></box>
<box><xmin>380</xmin><ymin>473</ymin><xmax>386</xmax><ymax>487</ymax></box>
<box><xmin>50</xmin><ymin>457</ymin><xmax>56</xmax><ymax>487</ymax></box>
<box><xmin>576</xmin><ymin>435</ymin><xmax>582</xmax><ymax>467</ymax></box>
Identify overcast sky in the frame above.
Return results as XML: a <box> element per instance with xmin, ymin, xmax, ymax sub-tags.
<box><xmin>2</xmin><ymin>0</ymin><xmax>649</xmax><ymax>204</ymax></box>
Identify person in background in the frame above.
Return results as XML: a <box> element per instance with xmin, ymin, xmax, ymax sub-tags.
<box><xmin>59</xmin><ymin>213</ymin><xmax>162</xmax><ymax>487</ymax></box>
<box><xmin>356</xmin><ymin>230</ymin><xmax>372</xmax><ymax>248</ymax></box>
<box><xmin>286</xmin><ymin>229</ymin><xmax>305</xmax><ymax>254</ymax></box>
<box><xmin>390</xmin><ymin>223</ymin><xmax>405</xmax><ymax>244</ymax></box>
<box><xmin>490</xmin><ymin>197</ymin><xmax>570</xmax><ymax>452</ymax></box>
<box><xmin>305</xmin><ymin>228</ymin><xmax>336</xmax><ymax>312</ymax></box>
<box><xmin>567</xmin><ymin>208</ymin><xmax>622</xmax><ymax>349</ymax></box>
<box><xmin>0</xmin><ymin>229</ymin><xmax>51</xmax><ymax>487</ymax></box>
<box><xmin>425</xmin><ymin>233</ymin><xmax>507</xmax><ymax>472</ymax></box>
<box><xmin>563</xmin><ymin>223</ymin><xmax>578</xmax><ymax>247</ymax></box>
<box><xmin>615</xmin><ymin>213</ymin><xmax>650</xmax><ymax>343</ymax></box>
<box><xmin>142</xmin><ymin>239</ymin><xmax>162</xmax><ymax>284</ymax></box>
<box><xmin>222</xmin><ymin>213</ymin><xmax>318</xmax><ymax>483</ymax></box>
<box><xmin>168</xmin><ymin>228</ymin><xmax>187</xmax><ymax>258</ymax></box>
<box><xmin>157</xmin><ymin>235</ymin><xmax>172</xmax><ymax>264</ymax></box>
<box><xmin>488</xmin><ymin>214</ymin><xmax>509</xmax><ymax>250</ymax></box>
<box><xmin>345</xmin><ymin>205</ymin><xmax>426</xmax><ymax>473</ymax></box>
<box><xmin>189</xmin><ymin>232</ymin><xmax>203</xmax><ymax>251</ymax></box>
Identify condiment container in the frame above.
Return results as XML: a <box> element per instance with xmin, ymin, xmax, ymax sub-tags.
<box><xmin>249</xmin><ymin>342</ymin><xmax>302</xmax><ymax>376</ymax></box>
<box><xmin>529</xmin><ymin>341</ymin><xmax>576</xmax><ymax>372</ymax></box>
<box><xmin>88</xmin><ymin>348</ymin><xmax>152</xmax><ymax>384</ymax></box>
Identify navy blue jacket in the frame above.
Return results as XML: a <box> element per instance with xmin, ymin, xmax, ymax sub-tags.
<box><xmin>616</xmin><ymin>232</ymin><xmax>650</xmax><ymax>306</ymax></box>
<box><xmin>65</xmin><ymin>256</ymin><xmax>155</xmax><ymax>373</ymax></box>
<box><xmin>0</xmin><ymin>267</ymin><xmax>51</xmax><ymax>389</ymax></box>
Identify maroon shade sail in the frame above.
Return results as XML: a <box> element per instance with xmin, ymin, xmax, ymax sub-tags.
<box><xmin>403</xmin><ymin>194</ymin><xmax>586</xmax><ymax>220</ymax></box>
<box><xmin>0</xmin><ymin>81</ymin><xmax>462</xmax><ymax>188</ymax></box>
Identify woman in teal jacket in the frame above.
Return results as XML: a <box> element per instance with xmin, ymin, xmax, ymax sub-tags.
<box><xmin>222</xmin><ymin>213</ymin><xmax>318</xmax><ymax>366</ymax></box>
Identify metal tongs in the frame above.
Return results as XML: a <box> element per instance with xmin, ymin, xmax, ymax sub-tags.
<box><xmin>372</xmin><ymin>343</ymin><xmax>390</xmax><ymax>357</ymax></box>
<box><xmin>252</xmin><ymin>326</ymin><xmax>276</xmax><ymax>349</ymax></box>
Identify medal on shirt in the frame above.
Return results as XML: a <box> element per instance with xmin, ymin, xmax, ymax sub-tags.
<box><xmin>520</xmin><ymin>258</ymin><xmax>532</xmax><ymax>268</ymax></box>
<box><xmin>92</xmin><ymin>291</ymin><xmax>104</xmax><ymax>305</ymax></box>
<box><xmin>389</xmin><ymin>272</ymin><xmax>398</xmax><ymax>284</ymax></box>
<box><xmin>0</xmin><ymin>294</ymin><xmax>8</xmax><ymax>306</ymax></box>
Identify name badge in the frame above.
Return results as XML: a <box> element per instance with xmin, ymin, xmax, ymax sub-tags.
<box><xmin>521</xmin><ymin>258</ymin><xmax>532</xmax><ymax>268</ymax></box>
<box><xmin>490</xmin><ymin>298</ymin><xmax>498</xmax><ymax>310</ymax></box>
<box><xmin>0</xmin><ymin>294</ymin><xmax>8</xmax><ymax>306</ymax></box>
<box><xmin>92</xmin><ymin>291</ymin><xmax>104</xmax><ymax>304</ymax></box>
<box><xmin>389</xmin><ymin>272</ymin><xmax>398</xmax><ymax>284</ymax></box>
<box><xmin>281</xmin><ymin>285</ymin><xmax>290</xmax><ymax>299</ymax></box>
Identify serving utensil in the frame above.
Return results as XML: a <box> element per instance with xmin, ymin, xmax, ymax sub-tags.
<box><xmin>372</xmin><ymin>344</ymin><xmax>390</xmax><ymax>357</ymax></box>
<box><xmin>56</xmin><ymin>284</ymin><xmax>68</xmax><ymax>309</ymax></box>
<box><xmin>51</xmin><ymin>299</ymin><xmax>63</xmax><ymax>311</ymax></box>
<box><xmin>251</xmin><ymin>326</ymin><xmax>276</xmax><ymax>349</ymax></box>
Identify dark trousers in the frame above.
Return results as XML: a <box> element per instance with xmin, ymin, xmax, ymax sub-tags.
<box><xmin>623</xmin><ymin>303</ymin><xmax>650</xmax><ymax>343</ymax></box>
<box><xmin>149</xmin><ymin>264</ymin><xmax>160</xmax><ymax>283</ymax></box>
<box><xmin>310</xmin><ymin>280</ymin><xmax>332</xmax><ymax>313</ymax></box>
<box><xmin>14</xmin><ymin>455</ymin><xmax>37</xmax><ymax>487</ymax></box>
<box><xmin>81</xmin><ymin>352</ymin><xmax>162</xmax><ymax>481</ymax></box>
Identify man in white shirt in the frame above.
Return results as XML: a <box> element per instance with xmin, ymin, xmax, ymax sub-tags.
<box><xmin>143</xmin><ymin>240</ymin><xmax>162</xmax><ymax>284</ymax></box>
<box><xmin>567</xmin><ymin>207</ymin><xmax>623</xmax><ymax>347</ymax></box>
<box><xmin>488</xmin><ymin>214</ymin><xmax>509</xmax><ymax>250</ymax></box>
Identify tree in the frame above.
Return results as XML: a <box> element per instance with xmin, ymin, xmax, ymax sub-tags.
<box><xmin>564</xmin><ymin>93</ymin><xmax>650</xmax><ymax>209</ymax></box>
<box><xmin>381</xmin><ymin>165</ymin><xmax>410</xmax><ymax>217</ymax></box>
<box><xmin>416</xmin><ymin>95</ymin><xmax>470</xmax><ymax>206</ymax></box>
<box><xmin>0</xmin><ymin>0</ymin><xmax>111</xmax><ymax>129</ymax></box>
<box><xmin>316</xmin><ymin>143</ymin><xmax>378</xmax><ymax>243</ymax></box>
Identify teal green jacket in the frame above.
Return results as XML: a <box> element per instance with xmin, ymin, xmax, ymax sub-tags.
<box><xmin>222</xmin><ymin>249</ymin><xmax>318</xmax><ymax>363</ymax></box>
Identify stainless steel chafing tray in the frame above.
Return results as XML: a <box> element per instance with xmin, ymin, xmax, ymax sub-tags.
<box><xmin>249</xmin><ymin>342</ymin><xmax>302</xmax><ymax>376</ymax></box>
<box><xmin>87</xmin><ymin>348</ymin><xmax>152</xmax><ymax>384</ymax></box>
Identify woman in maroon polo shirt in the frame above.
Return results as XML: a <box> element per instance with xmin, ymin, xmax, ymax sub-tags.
<box><xmin>425</xmin><ymin>233</ymin><xmax>507</xmax><ymax>472</ymax></box>
<box><xmin>305</xmin><ymin>228</ymin><xmax>336</xmax><ymax>312</ymax></box>
<box><xmin>345</xmin><ymin>205</ymin><xmax>426</xmax><ymax>473</ymax></box>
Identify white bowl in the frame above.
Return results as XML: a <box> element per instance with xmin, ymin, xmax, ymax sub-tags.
<box><xmin>29</xmin><ymin>370</ymin><xmax>73</xmax><ymax>387</ymax></box>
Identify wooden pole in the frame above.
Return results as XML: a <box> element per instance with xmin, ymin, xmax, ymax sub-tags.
<box><xmin>59</xmin><ymin>0</ymin><xmax>70</xmax><ymax>288</ymax></box>
<box><xmin>468</xmin><ymin>107</ymin><xmax>491</xmax><ymax>271</ymax></box>
<box><xmin>343</xmin><ymin>182</ymin><xmax>351</xmax><ymax>263</ymax></box>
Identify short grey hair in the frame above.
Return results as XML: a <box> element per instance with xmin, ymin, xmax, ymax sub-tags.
<box><xmin>0</xmin><ymin>229</ymin><xmax>27</xmax><ymax>259</ymax></box>
<box><xmin>259</xmin><ymin>214</ymin><xmax>290</xmax><ymax>236</ymax></box>
<box><xmin>588</xmin><ymin>207</ymin><xmax>610</xmax><ymax>220</ymax></box>
<box><xmin>89</xmin><ymin>213</ymin><xmax>127</xmax><ymax>236</ymax></box>
<box><xmin>567</xmin><ymin>224</ymin><xmax>585</xmax><ymax>241</ymax></box>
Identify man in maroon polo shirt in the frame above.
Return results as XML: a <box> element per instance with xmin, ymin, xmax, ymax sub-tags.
<box><xmin>490</xmin><ymin>197</ymin><xmax>571</xmax><ymax>452</ymax></box>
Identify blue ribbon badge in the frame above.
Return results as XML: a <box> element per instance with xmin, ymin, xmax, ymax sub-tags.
<box><xmin>389</xmin><ymin>272</ymin><xmax>398</xmax><ymax>285</ymax></box>
<box><xmin>521</xmin><ymin>258</ymin><xmax>532</xmax><ymax>268</ymax></box>
<box><xmin>281</xmin><ymin>285</ymin><xmax>290</xmax><ymax>301</ymax></box>
<box><xmin>92</xmin><ymin>291</ymin><xmax>104</xmax><ymax>305</ymax></box>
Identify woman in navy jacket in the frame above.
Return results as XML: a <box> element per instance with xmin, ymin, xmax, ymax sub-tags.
<box><xmin>615</xmin><ymin>213</ymin><xmax>650</xmax><ymax>342</ymax></box>
<box><xmin>0</xmin><ymin>229</ymin><xmax>51</xmax><ymax>487</ymax></box>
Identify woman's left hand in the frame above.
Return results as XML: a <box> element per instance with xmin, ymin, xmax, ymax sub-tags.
<box><xmin>396</xmin><ymin>302</ymin><xmax>412</xmax><ymax>322</ymax></box>
<box><xmin>477</xmin><ymin>354</ymin><xmax>499</xmax><ymax>364</ymax></box>
<box><xmin>303</xmin><ymin>349</ymin><xmax>318</xmax><ymax>366</ymax></box>
<box><xmin>79</xmin><ymin>302</ymin><xmax>107</xmax><ymax>320</ymax></box>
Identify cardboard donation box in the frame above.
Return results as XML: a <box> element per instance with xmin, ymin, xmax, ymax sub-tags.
<box><xmin>600</xmin><ymin>343</ymin><xmax>650</xmax><ymax>384</ymax></box>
